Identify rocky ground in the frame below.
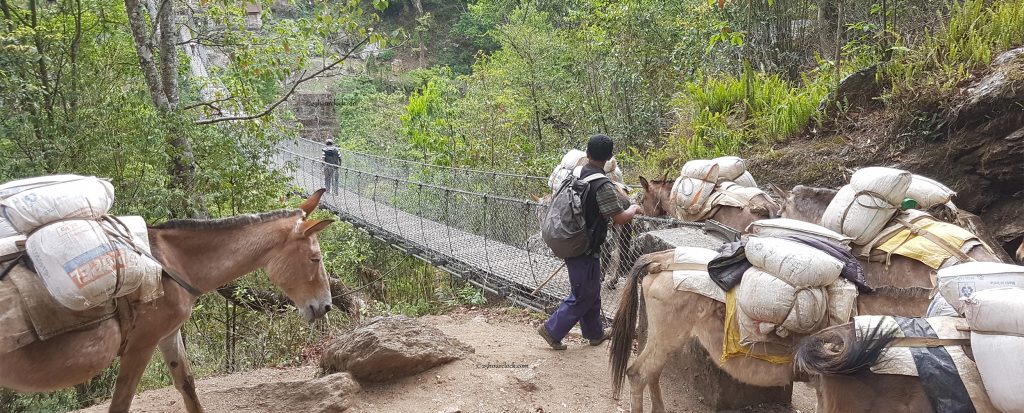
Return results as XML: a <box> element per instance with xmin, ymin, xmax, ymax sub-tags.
<box><xmin>77</xmin><ymin>307</ymin><xmax>816</xmax><ymax>413</ymax></box>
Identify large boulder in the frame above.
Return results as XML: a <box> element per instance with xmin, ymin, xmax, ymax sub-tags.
<box><xmin>320</xmin><ymin>315</ymin><xmax>474</xmax><ymax>382</ymax></box>
<box><xmin>207</xmin><ymin>372</ymin><xmax>361</xmax><ymax>413</ymax></box>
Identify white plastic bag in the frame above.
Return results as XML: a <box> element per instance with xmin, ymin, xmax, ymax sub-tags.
<box><xmin>906</xmin><ymin>174</ymin><xmax>956</xmax><ymax>209</ymax></box>
<box><xmin>681</xmin><ymin>160</ymin><xmax>719</xmax><ymax>183</ymax></box>
<box><xmin>732</xmin><ymin>171</ymin><xmax>757</xmax><ymax>187</ymax></box>
<box><xmin>744</xmin><ymin>236</ymin><xmax>843</xmax><ymax>286</ymax></box>
<box><xmin>26</xmin><ymin>216</ymin><xmax>161</xmax><ymax>311</ymax></box>
<box><xmin>670</xmin><ymin>176</ymin><xmax>716</xmax><ymax>216</ymax></box>
<box><xmin>849</xmin><ymin>167</ymin><xmax>912</xmax><ymax>205</ymax></box>
<box><xmin>713</xmin><ymin>156</ymin><xmax>746</xmax><ymax>181</ymax></box>
<box><xmin>937</xmin><ymin>262</ymin><xmax>1024</xmax><ymax>314</ymax></box>
<box><xmin>971</xmin><ymin>332</ymin><xmax>1024</xmax><ymax>413</ymax></box>
<box><xmin>821</xmin><ymin>185</ymin><xmax>898</xmax><ymax>245</ymax></box>
<box><xmin>962</xmin><ymin>287</ymin><xmax>1024</xmax><ymax>335</ymax></box>
<box><xmin>0</xmin><ymin>176</ymin><xmax>115</xmax><ymax>233</ymax></box>
<box><xmin>746</xmin><ymin>218</ymin><xmax>853</xmax><ymax>245</ymax></box>
<box><xmin>0</xmin><ymin>217</ymin><xmax>15</xmax><ymax>238</ymax></box>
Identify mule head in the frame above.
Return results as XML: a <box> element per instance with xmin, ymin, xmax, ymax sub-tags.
<box><xmin>776</xmin><ymin>184</ymin><xmax>837</xmax><ymax>224</ymax></box>
<box><xmin>638</xmin><ymin>176</ymin><xmax>672</xmax><ymax>217</ymax></box>
<box><xmin>268</xmin><ymin>189</ymin><xmax>335</xmax><ymax>322</ymax></box>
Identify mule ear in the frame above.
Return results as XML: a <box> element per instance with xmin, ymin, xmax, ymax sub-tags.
<box><xmin>528</xmin><ymin>193</ymin><xmax>541</xmax><ymax>202</ymax></box>
<box><xmin>768</xmin><ymin>183</ymin><xmax>789</xmax><ymax>200</ymax></box>
<box><xmin>660</xmin><ymin>171</ymin><xmax>669</xmax><ymax>182</ymax></box>
<box><xmin>300</xmin><ymin>189</ymin><xmax>327</xmax><ymax>217</ymax></box>
<box><xmin>299</xmin><ymin>219</ymin><xmax>334</xmax><ymax>237</ymax></box>
<box><xmin>639</xmin><ymin>176</ymin><xmax>650</xmax><ymax>191</ymax></box>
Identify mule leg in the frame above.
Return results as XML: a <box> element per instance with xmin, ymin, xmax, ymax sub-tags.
<box><xmin>649</xmin><ymin>368</ymin><xmax>666</xmax><ymax>413</ymax></box>
<box><xmin>159</xmin><ymin>329</ymin><xmax>204</xmax><ymax>413</ymax></box>
<box><xmin>107</xmin><ymin>343</ymin><xmax>158</xmax><ymax>413</ymax></box>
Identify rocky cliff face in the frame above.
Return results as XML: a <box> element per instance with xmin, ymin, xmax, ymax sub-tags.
<box><xmin>751</xmin><ymin>47</ymin><xmax>1024</xmax><ymax>253</ymax></box>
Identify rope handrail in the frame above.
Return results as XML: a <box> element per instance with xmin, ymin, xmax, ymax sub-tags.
<box><xmin>292</xmin><ymin>137</ymin><xmax>551</xmax><ymax>181</ymax></box>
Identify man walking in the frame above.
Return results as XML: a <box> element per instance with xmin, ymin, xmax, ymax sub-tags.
<box><xmin>538</xmin><ymin>134</ymin><xmax>641</xmax><ymax>350</ymax></box>
<box><xmin>322</xmin><ymin>139</ymin><xmax>340</xmax><ymax>194</ymax></box>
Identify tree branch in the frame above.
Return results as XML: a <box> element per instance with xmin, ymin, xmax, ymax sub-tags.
<box><xmin>194</xmin><ymin>33</ymin><xmax>373</xmax><ymax>125</ymax></box>
<box><xmin>183</xmin><ymin>94</ymin><xmax>236</xmax><ymax>111</ymax></box>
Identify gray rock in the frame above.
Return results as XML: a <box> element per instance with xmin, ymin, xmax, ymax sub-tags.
<box><xmin>208</xmin><ymin>372</ymin><xmax>361</xmax><ymax>413</ymax></box>
<box><xmin>636</xmin><ymin>227</ymin><xmax>724</xmax><ymax>255</ymax></box>
<box><xmin>320</xmin><ymin>315</ymin><xmax>474</xmax><ymax>382</ymax></box>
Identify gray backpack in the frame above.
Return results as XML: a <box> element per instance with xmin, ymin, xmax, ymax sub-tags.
<box><xmin>541</xmin><ymin>168</ymin><xmax>608</xmax><ymax>258</ymax></box>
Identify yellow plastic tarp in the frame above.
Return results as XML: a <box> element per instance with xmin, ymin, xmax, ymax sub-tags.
<box><xmin>876</xmin><ymin>219</ymin><xmax>977</xmax><ymax>269</ymax></box>
<box><xmin>721</xmin><ymin>289</ymin><xmax>793</xmax><ymax>365</ymax></box>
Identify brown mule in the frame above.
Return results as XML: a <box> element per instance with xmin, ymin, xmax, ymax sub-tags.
<box><xmin>637</xmin><ymin>176</ymin><xmax>778</xmax><ymax>232</ymax></box>
<box><xmin>0</xmin><ymin>190</ymin><xmax>336</xmax><ymax>413</ymax></box>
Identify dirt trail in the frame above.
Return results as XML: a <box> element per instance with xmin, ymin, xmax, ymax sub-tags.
<box><xmin>77</xmin><ymin>307</ymin><xmax>814</xmax><ymax>413</ymax></box>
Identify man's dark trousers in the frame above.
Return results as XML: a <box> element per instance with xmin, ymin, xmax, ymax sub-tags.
<box><xmin>542</xmin><ymin>254</ymin><xmax>603</xmax><ymax>342</ymax></box>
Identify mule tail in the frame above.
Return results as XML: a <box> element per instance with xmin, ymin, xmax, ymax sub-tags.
<box><xmin>794</xmin><ymin>323</ymin><xmax>898</xmax><ymax>376</ymax></box>
<box><xmin>609</xmin><ymin>252</ymin><xmax>657</xmax><ymax>399</ymax></box>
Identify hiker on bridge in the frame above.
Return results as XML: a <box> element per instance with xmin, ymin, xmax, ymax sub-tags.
<box><xmin>538</xmin><ymin>134</ymin><xmax>642</xmax><ymax>350</ymax></box>
<box><xmin>322</xmin><ymin>139</ymin><xmax>340</xmax><ymax>194</ymax></box>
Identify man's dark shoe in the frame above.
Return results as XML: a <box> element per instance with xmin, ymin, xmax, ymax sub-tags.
<box><xmin>537</xmin><ymin>325</ymin><xmax>567</xmax><ymax>350</ymax></box>
<box><xmin>589</xmin><ymin>330</ymin><xmax>612</xmax><ymax>346</ymax></box>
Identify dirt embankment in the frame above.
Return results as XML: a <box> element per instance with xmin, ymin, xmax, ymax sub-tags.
<box><xmin>750</xmin><ymin>48</ymin><xmax>1024</xmax><ymax>253</ymax></box>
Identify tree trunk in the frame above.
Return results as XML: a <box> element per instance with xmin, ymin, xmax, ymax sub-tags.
<box><xmin>125</xmin><ymin>0</ymin><xmax>169</xmax><ymax>110</ymax></box>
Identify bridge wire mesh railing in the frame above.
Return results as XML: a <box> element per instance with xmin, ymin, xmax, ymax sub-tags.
<box><xmin>272</xmin><ymin>142</ymin><xmax>704</xmax><ymax>312</ymax></box>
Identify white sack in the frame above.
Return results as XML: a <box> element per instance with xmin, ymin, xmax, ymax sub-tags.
<box><xmin>963</xmin><ymin>287</ymin><xmax>1024</xmax><ymax>335</ymax></box>
<box><xmin>674</xmin><ymin>246</ymin><xmax>719</xmax><ymax>266</ymax></box>
<box><xmin>746</xmin><ymin>218</ymin><xmax>853</xmax><ymax>245</ymax></box>
<box><xmin>744</xmin><ymin>236</ymin><xmax>843</xmax><ymax>286</ymax></box>
<box><xmin>713</xmin><ymin>156</ymin><xmax>746</xmax><ymax>180</ymax></box>
<box><xmin>26</xmin><ymin>216</ymin><xmax>161</xmax><ymax>311</ymax></box>
<box><xmin>670</xmin><ymin>176</ymin><xmax>715</xmax><ymax>215</ymax></box>
<box><xmin>971</xmin><ymin>332</ymin><xmax>1024</xmax><ymax>413</ymax></box>
<box><xmin>825</xmin><ymin>278</ymin><xmax>859</xmax><ymax>326</ymax></box>
<box><xmin>849</xmin><ymin>167</ymin><xmax>912</xmax><ymax>205</ymax></box>
<box><xmin>0</xmin><ymin>174</ymin><xmax>85</xmax><ymax>198</ymax></box>
<box><xmin>736</xmin><ymin>267</ymin><xmax>828</xmax><ymax>335</ymax></box>
<box><xmin>821</xmin><ymin>185</ymin><xmax>897</xmax><ymax>245</ymax></box>
<box><xmin>937</xmin><ymin>262</ymin><xmax>1024</xmax><ymax>314</ymax></box>
<box><xmin>906</xmin><ymin>174</ymin><xmax>956</xmax><ymax>209</ymax></box>
<box><xmin>1</xmin><ymin>235</ymin><xmax>25</xmax><ymax>258</ymax></box>
<box><xmin>0</xmin><ymin>217</ymin><xmax>15</xmax><ymax>238</ymax></box>
<box><xmin>559</xmin><ymin>149</ymin><xmax>587</xmax><ymax>169</ymax></box>
<box><xmin>732</xmin><ymin>171</ymin><xmax>758</xmax><ymax>187</ymax></box>
<box><xmin>681</xmin><ymin>160</ymin><xmax>719</xmax><ymax>182</ymax></box>
<box><xmin>0</xmin><ymin>176</ymin><xmax>115</xmax><ymax>233</ymax></box>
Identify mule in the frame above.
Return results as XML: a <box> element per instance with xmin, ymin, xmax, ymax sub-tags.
<box><xmin>609</xmin><ymin>251</ymin><xmax>792</xmax><ymax>413</ymax></box>
<box><xmin>795</xmin><ymin>320</ymin><xmax>999</xmax><ymax>413</ymax></box>
<box><xmin>607</xmin><ymin>243</ymin><xmax>999</xmax><ymax>413</ymax></box>
<box><xmin>0</xmin><ymin>189</ymin><xmax>336</xmax><ymax>413</ymax></box>
<box><xmin>637</xmin><ymin>176</ymin><xmax>778</xmax><ymax>233</ymax></box>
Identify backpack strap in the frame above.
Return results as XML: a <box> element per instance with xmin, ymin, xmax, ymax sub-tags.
<box><xmin>573</xmin><ymin>165</ymin><xmax>608</xmax><ymax>183</ymax></box>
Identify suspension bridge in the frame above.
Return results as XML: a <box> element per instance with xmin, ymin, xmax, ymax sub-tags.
<box><xmin>271</xmin><ymin>138</ymin><xmax>722</xmax><ymax>313</ymax></box>
<box><xmin>174</xmin><ymin>20</ymin><xmax>723</xmax><ymax>313</ymax></box>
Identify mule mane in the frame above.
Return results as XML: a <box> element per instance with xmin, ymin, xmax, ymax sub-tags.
<box><xmin>152</xmin><ymin>209</ymin><xmax>303</xmax><ymax>230</ymax></box>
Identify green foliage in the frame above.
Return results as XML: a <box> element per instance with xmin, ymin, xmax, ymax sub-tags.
<box><xmin>885</xmin><ymin>0</ymin><xmax>1024</xmax><ymax>104</ymax></box>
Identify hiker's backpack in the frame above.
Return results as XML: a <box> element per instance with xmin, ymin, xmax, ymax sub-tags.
<box><xmin>323</xmin><ymin>147</ymin><xmax>341</xmax><ymax>165</ymax></box>
<box><xmin>541</xmin><ymin>167</ymin><xmax>609</xmax><ymax>258</ymax></box>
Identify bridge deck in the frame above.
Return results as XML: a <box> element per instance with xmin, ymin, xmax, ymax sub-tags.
<box><xmin>273</xmin><ymin>151</ymin><xmax>633</xmax><ymax>314</ymax></box>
